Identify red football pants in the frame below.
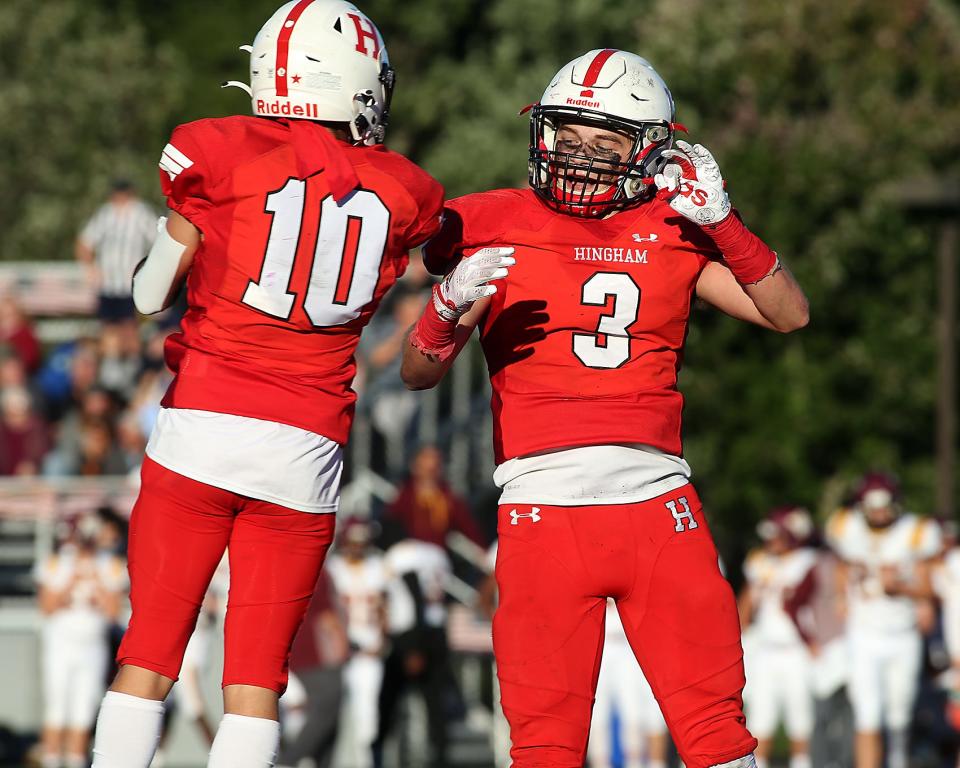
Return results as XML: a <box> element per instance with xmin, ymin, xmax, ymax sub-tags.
<box><xmin>493</xmin><ymin>484</ymin><xmax>756</xmax><ymax>768</ymax></box>
<box><xmin>117</xmin><ymin>457</ymin><xmax>336</xmax><ymax>693</ymax></box>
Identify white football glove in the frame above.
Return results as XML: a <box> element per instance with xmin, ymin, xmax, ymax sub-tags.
<box><xmin>654</xmin><ymin>140</ymin><xmax>731</xmax><ymax>226</ymax></box>
<box><xmin>434</xmin><ymin>247</ymin><xmax>515</xmax><ymax>321</ymax></box>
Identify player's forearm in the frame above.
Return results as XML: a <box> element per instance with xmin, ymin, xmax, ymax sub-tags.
<box><xmin>75</xmin><ymin>239</ymin><xmax>94</xmax><ymax>264</ymax></box>
<box><xmin>401</xmin><ymin>323</ymin><xmax>471</xmax><ymax>390</ymax></box>
<box><xmin>402</xmin><ymin>286</ymin><xmax>492</xmax><ymax>389</ymax></box>
<box><xmin>132</xmin><ymin>214</ymin><xmax>198</xmax><ymax>314</ymax></box>
<box><xmin>742</xmin><ymin>264</ymin><xmax>810</xmax><ymax>333</ymax></box>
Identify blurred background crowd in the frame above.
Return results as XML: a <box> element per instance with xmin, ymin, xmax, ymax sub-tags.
<box><xmin>8</xmin><ymin>421</ymin><xmax>960</xmax><ymax>768</ymax></box>
<box><xmin>2</xmin><ymin>0</ymin><xmax>960</xmax><ymax>766</ymax></box>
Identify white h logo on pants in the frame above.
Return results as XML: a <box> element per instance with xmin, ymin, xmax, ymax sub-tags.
<box><xmin>665</xmin><ymin>497</ymin><xmax>697</xmax><ymax>532</ymax></box>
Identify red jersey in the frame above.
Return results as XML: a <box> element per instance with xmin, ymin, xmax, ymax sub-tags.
<box><xmin>158</xmin><ymin>116</ymin><xmax>443</xmax><ymax>444</ymax></box>
<box><xmin>424</xmin><ymin>189</ymin><xmax>720</xmax><ymax>463</ymax></box>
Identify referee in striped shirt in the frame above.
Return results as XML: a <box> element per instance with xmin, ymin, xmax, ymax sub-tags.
<box><xmin>76</xmin><ymin>179</ymin><xmax>157</xmax><ymax>325</ymax></box>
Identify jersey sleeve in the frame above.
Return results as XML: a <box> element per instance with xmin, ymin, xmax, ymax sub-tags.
<box><xmin>421</xmin><ymin>192</ymin><xmax>515</xmax><ymax>275</ymax></box>
<box><xmin>158</xmin><ymin>123</ymin><xmax>216</xmax><ymax>226</ymax></box>
<box><xmin>79</xmin><ymin>208</ymin><xmax>106</xmax><ymax>248</ymax></box>
<box><xmin>403</xmin><ymin>174</ymin><xmax>445</xmax><ymax>250</ymax></box>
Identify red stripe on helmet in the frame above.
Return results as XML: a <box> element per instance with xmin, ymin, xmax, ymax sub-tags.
<box><xmin>275</xmin><ymin>0</ymin><xmax>315</xmax><ymax>97</ymax></box>
<box><xmin>581</xmin><ymin>48</ymin><xmax>617</xmax><ymax>88</ymax></box>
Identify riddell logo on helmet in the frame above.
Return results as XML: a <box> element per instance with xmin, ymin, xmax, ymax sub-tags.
<box><xmin>256</xmin><ymin>99</ymin><xmax>321</xmax><ymax>119</ymax></box>
<box><xmin>566</xmin><ymin>96</ymin><xmax>602</xmax><ymax>109</ymax></box>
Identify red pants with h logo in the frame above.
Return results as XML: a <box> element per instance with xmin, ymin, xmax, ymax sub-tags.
<box><xmin>493</xmin><ymin>484</ymin><xmax>756</xmax><ymax>768</ymax></box>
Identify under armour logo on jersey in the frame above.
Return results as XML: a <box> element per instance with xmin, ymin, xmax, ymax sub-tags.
<box><xmin>159</xmin><ymin>143</ymin><xmax>194</xmax><ymax>181</ymax></box>
<box><xmin>632</xmin><ymin>233</ymin><xmax>659</xmax><ymax>243</ymax></box>
<box><xmin>665</xmin><ymin>496</ymin><xmax>698</xmax><ymax>532</ymax></box>
<box><xmin>510</xmin><ymin>507</ymin><xmax>542</xmax><ymax>525</ymax></box>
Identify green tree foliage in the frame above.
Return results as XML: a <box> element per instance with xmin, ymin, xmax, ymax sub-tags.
<box><xmin>0</xmin><ymin>0</ymin><xmax>184</xmax><ymax>260</ymax></box>
<box><xmin>9</xmin><ymin>0</ymin><xmax>960</xmax><ymax>542</ymax></box>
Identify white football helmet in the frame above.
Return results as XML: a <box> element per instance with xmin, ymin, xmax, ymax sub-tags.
<box><xmin>227</xmin><ymin>0</ymin><xmax>394</xmax><ymax>145</ymax></box>
<box><xmin>528</xmin><ymin>49</ymin><xmax>680</xmax><ymax>216</ymax></box>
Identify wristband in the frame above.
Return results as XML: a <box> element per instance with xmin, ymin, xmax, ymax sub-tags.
<box><xmin>704</xmin><ymin>214</ymin><xmax>778</xmax><ymax>285</ymax></box>
<box><xmin>409</xmin><ymin>286</ymin><xmax>458</xmax><ymax>361</ymax></box>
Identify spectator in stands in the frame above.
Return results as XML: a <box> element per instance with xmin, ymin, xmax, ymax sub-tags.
<box><xmin>358</xmin><ymin>284</ymin><xmax>430</xmax><ymax>475</ymax></box>
<box><xmin>97</xmin><ymin>324</ymin><xmax>141</xmax><ymax>400</ymax></box>
<box><xmin>385</xmin><ymin>443</ymin><xmax>484</xmax><ymax>549</ymax></box>
<box><xmin>0</xmin><ymin>350</ymin><xmax>42</xmax><ymax>408</ymax></box>
<box><xmin>75</xmin><ymin>420</ymin><xmax>126</xmax><ymax>476</ymax></box>
<box><xmin>75</xmin><ymin>179</ymin><xmax>156</xmax><ymax>328</ymax></box>
<box><xmin>0</xmin><ymin>385</ymin><xmax>48</xmax><ymax>476</ymax></box>
<box><xmin>0</xmin><ymin>293</ymin><xmax>41</xmax><ymax>374</ymax></box>
<box><xmin>35</xmin><ymin>514</ymin><xmax>127</xmax><ymax>768</ymax></box>
<box><xmin>115</xmin><ymin>411</ymin><xmax>147</xmax><ymax>475</ymax></box>
<box><xmin>68</xmin><ymin>340</ymin><xmax>101</xmax><ymax>412</ymax></box>
<box><xmin>44</xmin><ymin>385</ymin><xmax>117</xmax><ymax>476</ymax></box>
<box><xmin>276</xmin><ymin>571</ymin><xmax>349</xmax><ymax>768</ymax></box>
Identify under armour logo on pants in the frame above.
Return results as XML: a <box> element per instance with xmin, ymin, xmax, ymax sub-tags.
<box><xmin>510</xmin><ymin>507</ymin><xmax>542</xmax><ymax>525</ymax></box>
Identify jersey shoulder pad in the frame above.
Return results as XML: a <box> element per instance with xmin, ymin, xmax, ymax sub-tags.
<box><xmin>354</xmin><ymin>146</ymin><xmax>445</xmax><ymax>249</ymax></box>
<box><xmin>423</xmin><ymin>189</ymin><xmax>536</xmax><ymax>275</ymax></box>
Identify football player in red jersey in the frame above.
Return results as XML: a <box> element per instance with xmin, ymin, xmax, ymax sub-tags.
<box><xmin>401</xmin><ymin>49</ymin><xmax>809</xmax><ymax>768</ymax></box>
<box><xmin>89</xmin><ymin>3</ymin><xmax>444</xmax><ymax>767</ymax></box>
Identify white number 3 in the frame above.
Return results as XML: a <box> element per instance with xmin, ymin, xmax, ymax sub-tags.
<box><xmin>572</xmin><ymin>272</ymin><xmax>640</xmax><ymax>369</ymax></box>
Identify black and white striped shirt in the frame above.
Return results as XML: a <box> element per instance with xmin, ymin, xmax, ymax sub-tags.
<box><xmin>79</xmin><ymin>199</ymin><xmax>157</xmax><ymax>297</ymax></box>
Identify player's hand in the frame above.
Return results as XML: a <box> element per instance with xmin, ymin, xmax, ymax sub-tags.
<box><xmin>434</xmin><ymin>247</ymin><xmax>515</xmax><ymax>322</ymax></box>
<box><xmin>654</xmin><ymin>140</ymin><xmax>731</xmax><ymax>226</ymax></box>
<box><xmin>879</xmin><ymin>565</ymin><xmax>901</xmax><ymax>595</ymax></box>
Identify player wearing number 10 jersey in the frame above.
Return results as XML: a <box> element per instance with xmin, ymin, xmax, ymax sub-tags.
<box><xmin>402</xmin><ymin>50</ymin><xmax>809</xmax><ymax>768</ymax></box>
<box><xmin>91</xmin><ymin>3</ymin><xmax>442</xmax><ymax>768</ymax></box>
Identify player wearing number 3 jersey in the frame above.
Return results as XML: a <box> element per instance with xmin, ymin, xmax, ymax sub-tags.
<box><xmin>403</xmin><ymin>50</ymin><xmax>809</xmax><ymax>768</ymax></box>
<box><xmin>91</xmin><ymin>3</ymin><xmax>442</xmax><ymax>768</ymax></box>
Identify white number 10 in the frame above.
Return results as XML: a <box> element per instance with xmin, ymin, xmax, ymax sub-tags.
<box><xmin>242</xmin><ymin>179</ymin><xmax>389</xmax><ymax>326</ymax></box>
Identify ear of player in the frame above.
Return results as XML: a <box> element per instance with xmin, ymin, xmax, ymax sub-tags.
<box><xmin>654</xmin><ymin>140</ymin><xmax>732</xmax><ymax>226</ymax></box>
<box><xmin>434</xmin><ymin>247</ymin><xmax>516</xmax><ymax>321</ymax></box>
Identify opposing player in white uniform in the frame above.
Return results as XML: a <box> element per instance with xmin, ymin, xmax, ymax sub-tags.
<box><xmin>169</xmin><ymin>556</ymin><xmax>230</xmax><ymax>753</ymax></box>
<box><xmin>738</xmin><ymin>507</ymin><xmax>817</xmax><ymax>768</ymax></box>
<box><xmin>36</xmin><ymin>516</ymin><xmax>127</xmax><ymax>768</ymax></box>
<box><xmin>589</xmin><ymin>600</ymin><xmax>667</xmax><ymax>768</ymax></box>
<box><xmin>325</xmin><ymin>517</ymin><xmax>387</xmax><ymax>768</ymax></box>
<box><xmin>931</xmin><ymin>523</ymin><xmax>960</xmax><ymax>738</ymax></box>
<box><xmin>826</xmin><ymin>473</ymin><xmax>941</xmax><ymax>768</ymax></box>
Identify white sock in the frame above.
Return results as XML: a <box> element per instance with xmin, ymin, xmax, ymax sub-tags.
<box><xmin>208</xmin><ymin>714</ymin><xmax>280</xmax><ymax>768</ymax></box>
<box><xmin>789</xmin><ymin>754</ymin><xmax>811</xmax><ymax>768</ymax></box>
<box><xmin>887</xmin><ymin>728</ymin><xmax>909</xmax><ymax>768</ymax></box>
<box><xmin>91</xmin><ymin>691</ymin><xmax>166</xmax><ymax>768</ymax></box>
<box><xmin>41</xmin><ymin>755</ymin><xmax>61</xmax><ymax>768</ymax></box>
<box><xmin>650</xmin><ymin>760</ymin><xmax>668</xmax><ymax>768</ymax></box>
<box><xmin>65</xmin><ymin>755</ymin><xmax>87</xmax><ymax>768</ymax></box>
